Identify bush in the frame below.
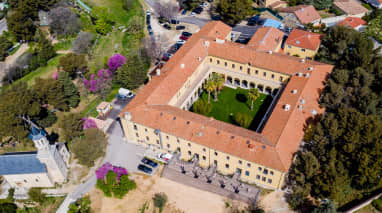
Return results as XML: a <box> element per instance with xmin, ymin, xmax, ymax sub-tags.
<box><xmin>28</xmin><ymin>188</ymin><xmax>45</xmax><ymax>204</ymax></box>
<box><xmin>192</xmin><ymin>99</ymin><xmax>212</xmax><ymax>116</ymax></box>
<box><xmin>153</xmin><ymin>193</ymin><xmax>168</xmax><ymax>213</ymax></box>
<box><xmin>96</xmin><ymin>170</ymin><xmax>136</xmax><ymax>198</ymax></box>
<box><xmin>372</xmin><ymin>196</ymin><xmax>382</xmax><ymax>211</ymax></box>
<box><xmin>234</xmin><ymin>112</ymin><xmax>252</xmax><ymax>128</ymax></box>
<box><xmin>0</xmin><ymin>203</ymin><xmax>17</xmax><ymax>213</ymax></box>
<box><xmin>122</xmin><ymin>0</ymin><xmax>134</xmax><ymax>11</ymax></box>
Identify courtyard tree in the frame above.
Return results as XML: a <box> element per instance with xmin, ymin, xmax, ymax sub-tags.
<box><xmin>153</xmin><ymin>192</ymin><xmax>168</xmax><ymax>213</ymax></box>
<box><xmin>33</xmin><ymin>78</ymin><xmax>69</xmax><ymax>111</ymax></box>
<box><xmin>204</xmin><ymin>80</ymin><xmax>215</xmax><ymax>104</ymax></box>
<box><xmin>72</xmin><ymin>128</ymin><xmax>107</xmax><ymax>167</ymax></box>
<box><xmin>217</xmin><ymin>0</ymin><xmax>253</xmax><ymax>25</ymax></box>
<box><xmin>57</xmin><ymin>71</ymin><xmax>80</xmax><ymax>108</ymax></box>
<box><xmin>211</xmin><ymin>73</ymin><xmax>224</xmax><ymax>101</ymax></box>
<box><xmin>58</xmin><ymin>53</ymin><xmax>88</xmax><ymax>78</ymax></box>
<box><xmin>248</xmin><ymin>88</ymin><xmax>260</xmax><ymax>111</ymax></box>
<box><xmin>35</xmin><ymin>32</ymin><xmax>56</xmax><ymax>66</ymax></box>
<box><xmin>143</xmin><ymin>34</ymin><xmax>170</xmax><ymax>62</ymax></box>
<box><xmin>192</xmin><ymin>99</ymin><xmax>212</xmax><ymax>116</ymax></box>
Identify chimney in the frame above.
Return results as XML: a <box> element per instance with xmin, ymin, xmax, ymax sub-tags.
<box><xmin>248</xmin><ymin>143</ymin><xmax>255</xmax><ymax>151</ymax></box>
<box><xmin>284</xmin><ymin>104</ymin><xmax>291</xmax><ymax>111</ymax></box>
<box><xmin>297</xmin><ymin>72</ymin><xmax>303</xmax><ymax>77</ymax></box>
<box><xmin>156</xmin><ymin>69</ymin><xmax>161</xmax><ymax>76</ymax></box>
<box><xmin>124</xmin><ymin>112</ymin><xmax>132</xmax><ymax>121</ymax></box>
<box><xmin>301</xmin><ymin>58</ymin><xmax>305</xmax><ymax>63</ymax></box>
<box><xmin>268</xmin><ymin>50</ymin><xmax>272</xmax><ymax>54</ymax></box>
<box><xmin>181</xmin><ymin>64</ymin><xmax>185</xmax><ymax>69</ymax></box>
<box><xmin>292</xmin><ymin>89</ymin><xmax>298</xmax><ymax>94</ymax></box>
<box><xmin>305</xmin><ymin>73</ymin><xmax>310</xmax><ymax>78</ymax></box>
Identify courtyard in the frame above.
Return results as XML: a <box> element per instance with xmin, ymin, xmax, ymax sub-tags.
<box><xmin>191</xmin><ymin>87</ymin><xmax>272</xmax><ymax>130</ymax></box>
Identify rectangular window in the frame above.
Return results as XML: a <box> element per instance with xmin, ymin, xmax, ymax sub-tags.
<box><xmin>226</xmin><ymin>156</ymin><xmax>230</xmax><ymax>160</ymax></box>
<box><xmin>301</xmin><ymin>48</ymin><xmax>306</xmax><ymax>52</ymax></box>
<box><xmin>225</xmin><ymin>164</ymin><xmax>229</xmax><ymax>168</ymax></box>
<box><xmin>262</xmin><ymin>177</ymin><xmax>266</xmax><ymax>182</ymax></box>
<box><xmin>232</xmin><ymin>64</ymin><xmax>235</xmax><ymax>69</ymax></box>
<box><xmin>247</xmin><ymin>163</ymin><xmax>251</xmax><ymax>168</ymax></box>
<box><xmin>270</xmin><ymin>171</ymin><xmax>274</xmax><ymax>176</ymax></box>
<box><xmin>224</xmin><ymin>62</ymin><xmax>227</xmax><ymax>67</ymax></box>
<box><xmin>146</xmin><ymin>136</ymin><xmax>149</xmax><ymax>141</ymax></box>
<box><xmin>258</xmin><ymin>167</ymin><xmax>262</xmax><ymax>171</ymax></box>
<box><xmin>145</xmin><ymin>128</ymin><xmax>147</xmax><ymax>132</ymax></box>
<box><xmin>217</xmin><ymin>60</ymin><xmax>220</xmax><ymax>64</ymax></box>
<box><xmin>156</xmin><ymin>140</ymin><xmax>160</xmax><ymax>144</ymax></box>
<box><xmin>279</xmin><ymin>76</ymin><xmax>283</xmax><ymax>82</ymax></box>
<box><xmin>256</xmin><ymin>175</ymin><xmax>260</xmax><ymax>180</ymax></box>
<box><xmin>202</xmin><ymin>156</ymin><xmax>206</xmax><ymax>160</ymax></box>
<box><xmin>247</xmin><ymin>68</ymin><xmax>250</xmax><ymax>74</ymax></box>
<box><xmin>263</xmin><ymin>72</ymin><xmax>266</xmax><ymax>77</ymax></box>
<box><xmin>134</xmin><ymin>125</ymin><xmax>137</xmax><ymax>130</ymax></box>
<box><xmin>188</xmin><ymin>151</ymin><xmax>192</xmax><ymax>156</ymax></box>
<box><xmin>136</xmin><ymin>133</ymin><xmax>139</xmax><ymax>137</ymax></box>
<box><xmin>188</xmin><ymin>143</ymin><xmax>191</xmax><ymax>147</ymax></box>
<box><xmin>203</xmin><ymin>148</ymin><xmax>206</xmax><ymax>152</ymax></box>
<box><xmin>255</xmin><ymin>70</ymin><xmax>259</xmax><ymax>75</ymax></box>
<box><xmin>268</xmin><ymin>179</ymin><xmax>272</xmax><ymax>184</ymax></box>
<box><xmin>167</xmin><ymin>144</ymin><xmax>170</xmax><ymax>148</ymax></box>
<box><xmin>263</xmin><ymin>169</ymin><xmax>268</xmax><ymax>175</ymax></box>
<box><xmin>177</xmin><ymin>138</ymin><xmax>180</xmax><ymax>143</ymax></box>
<box><xmin>210</xmin><ymin>58</ymin><xmax>212</xmax><ymax>63</ymax></box>
<box><xmin>166</xmin><ymin>135</ymin><xmax>169</xmax><ymax>139</ymax></box>
<box><xmin>238</xmin><ymin>160</ymin><xmax>242</xmax><ymax>165</ymax></box>
<box><xmin>214</xmin><ymin>152</ymin><xmax>218</xmax><ymax>156</ymax></box>
<box><xmin>239</xmin><ymin>66</ymin><xmax>242</xmax><ymax>71</ymax></box>
<box><xmin>271</xmin><ymin>74</ymin><xmax>274</xmax><ymax>79</ymax></box>
<box><xmin>245</xmin><ymin>171</ymin><xmax>250</xmax><ymax>176</ymax></box>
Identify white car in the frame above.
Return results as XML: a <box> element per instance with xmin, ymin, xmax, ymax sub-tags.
<box><xmin>157</xmin><ymin>153</ymin><xmax>173</xmax><ymax>163</ymax></box>
<box><xmin>189</xmin><ymin>12</ymin><xmax>196</xmax><ymax>16</ymax></box>
<box><xmin>146</xmin><ymin>10</ymin><xmax>151</xmax><ymax>15</ymax></box>
<box><xmin>177</xmin><ymin>40</ymin><xmax>186</xmax><ymax>44</ymax></box>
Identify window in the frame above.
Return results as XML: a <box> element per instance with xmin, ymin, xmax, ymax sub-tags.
<box><xmin>156</xmin><ymin>140</ymin><xmax>160</xmax><ymax>144</ymax></box>
<box><xmin>224</xmin><ymin>62</ymin><xmax>227</xmax><ymax>67</ymax></box>
<box><xmin>177</xmin><ymin>138</ymin><xmax>180</xmax><ymax>143</ymax></box>
<box><xmin>288</xmin><ymin>45</ymin><xmax>291</xmax><ymax>48</ymax></box>
<box><xmin>258</xmin><ymin>167</ymin><xmax>262</xmax><ymax>171</ymax></box>
<box><xmin>203</xmin><ymin>148</ymin><xmax>206</xmax><ymax>152</ymax></box>
<box><xmin>270</xmin><ymin>171</ymin><xmax>274</xmax><ymax>176</ymax></box>
<box><xmin>232</xmin><ymin>64</ymin><xmax>235</xmax><ymax>69</ymax></box>
<box><xmin>263</xmin><ymin>169</ymin><xmax>268</xmax><ymax>175</ymax></box>
<box><xmin>239</xmin><ymin>66</ymin><xmax>242</xmax><ymax>71</ymax></box>
<box><xmin>225</xmin><ymin>164</ymin><xmax>229</xmax><ymax>168</ymax></box>
<box><xmin>301</xmin><ymin>48</ymin><xmax>306</xmax><ymax>52</ymax></box>
<box><xmin>262</xmin><ymin>177</ymin><xmax>266</xmax><ymax>182</ymax></box>
<box><xmin>271</xmin><ymin>74</ymin><xmax>274</xmax><ymax>79</ymax></box>
<box><xmin>255</xmin><ymin>70</ymin><xmax>258</xmax><ymax>74</ymax></box>
<box><xmin>188</xmin><ymin>151</ymin><xmax>192</xmax><ymax>156</ymax></box>
<box><xmin>188</xmin><ymin>143</ymin><xmax>191</xmax><ymax>147</ymax></box>
<box><xmin>214</xmin><ymin>152</ymin><xmax>218</xmax><ymax>156</ymax></box>
<box><xmin>226</xmin><ymin>156</ymin><xmax>230</xmax><ymax>160</ymax></box>
<box><xmin>202</xmin><ymin>156</ymin><xmax>206</xmax><ymax>160</ymax></box>
<box><xmin>268</xmin><ymin>179</ymin><xmax>272</xmax><ymax>184</ymax></box>
<box><xmin>136</xmin><ymin>133</ymin><xmax>139</xmax><ymax>137</ymax></box>
<box><xmin>167</xmin><ymin>144</ymin><xmax>170</xmax><ymax>148</ymax></box>
<box><xmin>245</xmin><ymin>171</ymin><xmax>250</xmax><ymax>176</ymax></box>
<box><xmin>217</xmin><ymin>60</ymin><xmax>220</xmax><ymax>64</ymax></box>
<box><xmin>279</xmin><ymin>76</ymin><xmax>283</xmax><ymax>82</ymax></box>
<box><xmin>134</xmin><ymin>125</ymin><xmax>137</xmax><ymax>130</ymax></box>
<box><xmin>256</xmin><ymin>175</ymin><xmax>260</xmax><ymax>180</ymax></box>
<box><xmin>247</xmin><ymin>163</ymin><xmax>251</xmax><ymax>168</ymax></box>
<box><xmin>145</xmin><ymin>128</ymin><xmax>147</xmax><ymax>132</ymax></box>
<box><xmin>238</xmin><ymin>160</ymin><xmax>242</xmax><ymax>165</ymax></box>
<box><xmin>210</xmin><ymin>58</ymin><xmax>213</xmax><ymax>63</ymax></box>
<box><xmin>24</xmin><ymin>180</ymin><xmax>27</xmax><ymax>183</ymax></box>
<box><xmin>247</xmin><ymin>68</ymin><xmax>250</xmax><ymax>74</ymax></box>
<box><xmin>263</xmin><ymin>72</ymin><xmax>266</xmax><ymax>77</ymax></box>
<box><xmin>146</xmin><ymin>136</ymin><xmax>150</xmax><ymax>141</ymax></box>
<box><xmin>166</xmin><ymin>136</ymin><xmax>169</xmax><ymax>140</ymax></box>
<box><xmin>35</xmin><ymin>179</ymin><xmax>39</xmax><ymax>182</ymax></box>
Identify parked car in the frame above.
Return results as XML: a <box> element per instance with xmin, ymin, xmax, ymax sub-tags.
<box><xmin>208</xmin><ymin>0</ymin><xmax>213</xmax><ymax>2</ymax></box>
<box><xmin>137</xmin><ymin>164</ymin><xmax>152</xmax><ymax>174</ymax></box>
<box><xmin>176</xmin><ymin>25</ymin><xmax>186</xmax><ymax>30</ymax></box>
<box><xmin>175</xmin><ymin>43</ymin><xmax>183</xmax><ymax>50</ymax></box>
<box><xmin>212</xmin><ymin>14</ymin><xmax>221</xmax><ymax>20</ymax></box>
<box><xmin>177</xmin><ymin>40</ymin><xmax>186</xmax><ymax>44</ymax></box>
<box><xmin>201</xmin><ymin>2</ymin><xmax>208</xmax><ymax>7</ymax></box>
<box><xmin>162</xmin><ymin>53</ymin><xmax>173</xmax><ymax>61</ymax></box>
<box><xmin>163</xmin><ymin>24</ymin><xmax>171</xmax><ymax>30</ymax></box>
<box><xmin>182</xmin><ymin>31</ymin><xmax>192</xmax><ymax>37</ymax></box>
<box><xmin>146</xmin><ymin>10</ymin><xmax>151</xmax><ymax>15</ymax></box>
<box><xmin>193</xmin><ymin>7</ymin><xmax>203</xmax><ymax>14</ymax></box>
<box><xmin>170</xmin><ymin>19</ymin><xmax>180</xmax><ymax>24</ymax></box>
<box><xmin>181</xmin><ymin>9</ymin><xmax>187</xmax><ymax>15</ymax></box>
<box><xmin>179</xmin><ymin>35</ymin><xmax>189</xmax><ymax>40</ymax></box>
<box><xmin>189</xmin><ymin>12</ymin><xmax>196</xmax><ymax>16</ymax></box>
<box><xmin>157</xmin><ymin>153</ymin><xmax>173</xmax><ymax>163</ymax></box>
<box><xmin>141</xmin><ymin>157</ymin><xmax>158</xmax><ymax>168</ymax></box>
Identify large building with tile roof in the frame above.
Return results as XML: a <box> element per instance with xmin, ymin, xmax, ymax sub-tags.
<box><xmin>119</xmin><ymin>21</ymin><xmax>333</xmax><ymax>189</ymax></box>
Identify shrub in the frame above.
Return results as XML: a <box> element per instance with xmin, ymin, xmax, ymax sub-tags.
<box><xmin>96</xmin><ymin>169</ymin><xmax>136</xmax><ymax>198</ymax></box>
<box><xmin>192</xmin><ymin>99</ymin><xmax>212</xmax><ymax>116</ymax></box>
<box><xmin>372</xmin><ymin>196</ymin><xmax>382</xmax><ymax>211</ymax></box>
<box><xmin>234</xmin><ymin>112</ymin><xmax>252</xmax><ymax>128</ymax></box>
<box><xmin>28</xmin><ymin>188</ymin><xmax>45</xmax><ymax>204</ymax></box>
<box><xmin>153</xmin><ymin>193</ymin><xmax>168</xmax><ymax>213</ymax></box>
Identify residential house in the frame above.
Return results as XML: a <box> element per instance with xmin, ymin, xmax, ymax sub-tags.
<box><xmin>337</xmin><ymin>17</ymin><xmax>367</xmax><ymax>31</ymax></box>
<box><xmin>247</xmin><ymin>27</ymin><xmax>285</xmax><ymax>52</ymax></box>
<box><xmin>280</xmin><ymin>5</ymin><xmax>321</xmax><ymax>26</ymax></box>
<box><xmin>333</xmin><ymin>0</ymin><xmax>369</xmax><ymax>17</ymax></box>
<box><xmin>285</xmin><ymin>29</ymin><xmax>322</xmax><ymax>59</ymax></box>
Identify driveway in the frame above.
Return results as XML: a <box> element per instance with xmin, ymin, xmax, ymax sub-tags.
<box><xmin>56</xmin><ymin>99</ymin><xmax>145</xmax><ymax>213</ymax></box>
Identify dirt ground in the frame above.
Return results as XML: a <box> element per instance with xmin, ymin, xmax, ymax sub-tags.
<box><xmin>88</xmin><ymin>171</ymin><xmax>248</xmax><ymax>213</ymax></box>
<box><xmin>260</xmin><ymin>191</ymin><xmax>293</xmax><ymax>213</ymax></box>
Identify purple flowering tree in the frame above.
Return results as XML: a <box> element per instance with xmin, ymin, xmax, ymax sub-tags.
<box><xmin>82</xmin><ymin>118</ymin><xmax>98</xmax><ymax>129</ymax></box>
<box><xmin>52</xmin><ymin>71</ymin><xmax>59</xmax><ymax>80</ymax></box>
<box><xmin>83</xmin><ymin>69</ymin><xmax>113</xmax><ymax>100</ymax></box>
<box><xmin>96</xmin><ymin>162</ymin><xmax>128</xmax><ymax>180</ymax></box>
<box><xmin>108</xmin><ymin>54</ymin><xmax>126</xmax><ymax>72</ymax></box>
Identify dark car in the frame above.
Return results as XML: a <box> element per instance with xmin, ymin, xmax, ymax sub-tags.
<box><xmin>212</xmin><ymin>15</ymin><xmax>221</xmax><ymax>20</ymax></box>
<box><xmin>179</xmin><ymin>35</ymin><xmax>189</xmax><ymax>40</ymax></box>
<box><xmin>141</xmin><ymin>157</ymin><xmax>158</xmax><ymax>168</ymax></box>
<box><xmin>175</xmin><ymin>43</ymin><xmax>183</xmax><ymax>50</ymax></box>
<box><xmin>182</xmin><ymin>31</ymin><xmax>192</xmax><ymax>37</ymax></box>
<box><xmin>193</xmin><ymin>7</ymin><xmax>203</xmax><ymax>14</ymax></box>
<box><xmin>170</xmin><ymin>19</ymin><xmax>180</xmax><ymax>24</ymax></box>
<box><xmin>137</xmin><ymin>164</ymin><xmax>153</xmax><ymax>174</ymax></box>
<box><xmin>176</xmin><ymin>25</ymin><xmax>185</xmax><ymax>30</ymax></box>
<box><xmin>163</xmin><ymin>24</ymin><xmax>171</xmax><ymax>30</ymax></box>
<box><xmin>181</xmin><ymin>9</ymin><xmax>187</xmax><ymax>15</ymax></box>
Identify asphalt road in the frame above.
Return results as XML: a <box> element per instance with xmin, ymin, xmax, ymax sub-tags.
<box><xmin>0</xmin><ymin>19</ymin><xmax>7</xmax><ymax>35</ymax></box>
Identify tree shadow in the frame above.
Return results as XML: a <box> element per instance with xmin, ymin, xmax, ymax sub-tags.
<box><xmin>236</xmin><ymin>93</ymin><xmax>247</xmax><ymax>103</ymax></box>
<box><xmin>248</xmin><ymin>96</ymin><xmax>273</xmax><ymax>131</ymax></box>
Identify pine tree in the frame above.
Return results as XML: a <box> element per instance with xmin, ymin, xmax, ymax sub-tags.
<box><xmin>58</xmin><ymin>72</ymin><xmax>80</xmax><ymax>108</ymax></box>
<box><xmin>36</xmin><ymin>32</ymin><xmax>56</xmax><ymax>66</ymax></box>
<box><xmin>6</xmin><ymin>9</ymin><xmax>36</xmax><ymax>41</ymax></box>
<box><xmin>116</xmin><ymin>54</ymin><xmax>148</xmax><ymax>89</ymax></box>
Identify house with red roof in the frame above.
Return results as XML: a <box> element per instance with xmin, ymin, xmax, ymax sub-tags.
<box><xmin>337</xmin><ymin>17</ymin><xmax>368</xmax><ymax>31</ymax></box>
<box><xmin>333</xmin><ymin>0</ymin><xmax>369</xmax><ymax>17</ymax></box>
<box><xmin>284</xmin><ymin>29</ymin><xmax>322</xmax><ymax>59</ymax></box>
<box><xmin>247</xmin><ymin>27</ymin><xmax>285</xmax><ymax>52</ymax></box>
<box><xmin>280</xmin><ymin>5</ymin><xmax>321</xmax><ymax>26</ymax></box>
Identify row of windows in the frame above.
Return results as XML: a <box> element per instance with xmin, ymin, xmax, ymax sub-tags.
<box><xmin>209</xmin><ymin>58</ymin><xmax>284</xmax><ymax>82</ymax></box>
<box><xmin>135</xmin><ymin>127</ymin><xmax>275</xmax><ymax>177</ymax></box>
<box><xmin>287</xmin><ymin>45</ymin><xmax>306</xmax><ymax>52</ymax></box>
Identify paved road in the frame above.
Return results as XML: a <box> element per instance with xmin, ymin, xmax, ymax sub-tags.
<box><xmin>0</xmin><ymin>19</ymin><xmax>7</xmax><ymax>35</ymax></box>
<box><xmin>56</xmin><ymin>99</ymin><xmax>145</xmax><ymax>213</ymax></box>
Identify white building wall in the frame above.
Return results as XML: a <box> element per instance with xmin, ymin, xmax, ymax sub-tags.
<box><xmin>3</xmin><ymin>173</ymin><xmax>54</xmax><ymax>188</ymax></box>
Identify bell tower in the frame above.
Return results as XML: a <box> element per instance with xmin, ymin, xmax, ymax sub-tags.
<box><xmin>29</xmin><ymin>126</ymin><xmax>49</xmax><ymax>150</ymax></box>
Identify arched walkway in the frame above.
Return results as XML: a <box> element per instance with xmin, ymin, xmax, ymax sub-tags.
<box><xmin>227</xmin><ymin>76</ymin><xmax>233</xmax><ymax>85</ymax></box>
<box><xmin>234</xmin><ymin>78</ymin><xmax>240</xmax><ymax>87</ymax></box>
<box><xmin>242</xmin><ymin>80</ymin><xmax>248</xmax><ymax>88</ymax></box>
<box><xmin>265</xmin><ymin>87</ymin><xmax>272</xmax><ymax>95</ymax></box>
<box><xmin>258</xmin><ymin>84</ymin><xmax>264</xmax><ymax>92</ymax></box>
<box><xmin>249</xmin><ymin>82</ymin><xmax>255</xmax><ymax>89</ymax></box>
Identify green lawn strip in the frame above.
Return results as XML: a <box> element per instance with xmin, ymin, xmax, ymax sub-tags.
<box><xmin>194</xmin><ymin>87</ymin><xmax>271</xmax><ymax>130</ymax></box>
<box><xmin>17</xmin><ymin>54</ymin><xmax>63</xmax><ymax>85</ymax></box>
<box><xmin>81</xmin><ymin>96</ymin><xmax>102</xmax><ymax>117</ymax></box>
<box><xmin>54</xmin><ymin>39</ymin><xmax>73</xmax><ymax>51</ymax></box>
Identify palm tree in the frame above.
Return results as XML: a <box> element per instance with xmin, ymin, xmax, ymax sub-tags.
<box><xmin>248</xmin><ymin>88</ymin><xmax>260</xmax><ymax>111</ymax></box>
<box><xmin>204</xmin><ymin>80</ymin><xmax>215</xmax><ymax>104</ymax></box>
<box><xmin>211</xmin><ymin>73</ymin><xmax>224</xmax><ymax>101</ymax></box>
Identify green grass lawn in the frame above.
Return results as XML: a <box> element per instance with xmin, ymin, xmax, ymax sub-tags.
<box><xmin>54</xmin><ymin>39</ymin><xmax>73</xmax><ymax>51</ymax></box>
<box><xmin>192</xmin><ymin>87</ymin><xmax>272</xmax><ymax>130</ymax></box>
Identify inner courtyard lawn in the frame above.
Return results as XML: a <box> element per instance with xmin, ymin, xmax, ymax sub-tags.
<box><xmin>191</xmin><ymin>87</ymin><xmax>272</xmax><ymax>130</ymax></box>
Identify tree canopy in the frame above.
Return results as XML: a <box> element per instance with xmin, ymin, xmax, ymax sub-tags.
<box><xmin>59</xmin><ymin>53</ymin><xmax>88</xmax><ymax>78</ymax></box>
<box><xmin>0</xmin><ymin>35</ymin><xmax>13</xmax><ymax>61</ymax></box>
<box><xmin>217</xmin><ymin>0</ymin><xmax>253</xmax><ymax>25</ymax></box>
<box><xmin>115</xmin><ymin>53</ymin><xmax>149</xmax><ymax>89</ymax></box>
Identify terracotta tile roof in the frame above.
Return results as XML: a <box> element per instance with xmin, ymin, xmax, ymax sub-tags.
<box><xmin>197</xmin><ymin>21</ymin><xmax>232</xmax><ymax>40</ymax></box>
<box><xmin>285</xmin><ymin>29</ymin><xmax>322</xmax><ymax>50</ymax></box>
<box><xmin>337</xmin><ymin>17</ymin><xmax>367</xmax><ymax>28</ymax></box>
<box><xmin>269</xmin><ymin>0</ymin><xmax>288</xmax><ymax>9</ymax></box>
<box><xmin>247</xmin><ymin>27</ymin><xmax>285</xmax><ymax>52</ymax></box>
<box><xmin>120</xmin><ymin>21</ymin><xmax>333</xmax><ymax>173</ymax></box>
<box><xmin>333</xmin><ymin>0</ymin><xmax>369</xmax><ymax>15</ymax></box>
<box><xmin>280</xmin><ymin>5</ymin><xmax>321</xmax><ymax>24</ymax></box>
